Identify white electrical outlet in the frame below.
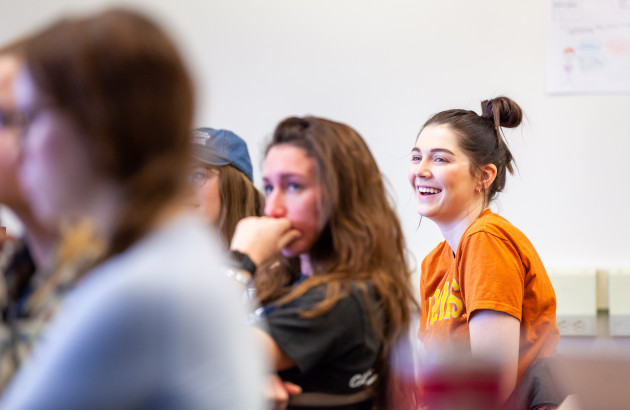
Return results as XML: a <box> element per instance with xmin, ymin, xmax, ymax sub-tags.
<box><xmin>609</xmin><ymin>269</ymin><xmax>630</xmax><ymax>337</ymax></box>
<box><xmin>549</xmin><ymin>269</ymin><xmax>597</xmax><ymax>336</ymax></box>
<box><xmin>557</xmin><ymin>315</ymin><xmax>597</xmax><ymax>336</ymax></box>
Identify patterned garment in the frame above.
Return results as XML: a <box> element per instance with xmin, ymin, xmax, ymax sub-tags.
<box><xmin>0</xmin><ymin>240</ymin><xmax>38</xmax><ymax>391</ymax></box>
<box><xmin>0</xmin><ymin>221</ymin><xmax>104</xmax><ymax>391</ymax></box>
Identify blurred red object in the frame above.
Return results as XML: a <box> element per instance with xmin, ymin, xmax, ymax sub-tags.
<box><xmin>421</xmin><ymin>357</ymin><xmax>502</xmax><ymax>410</ymax></box>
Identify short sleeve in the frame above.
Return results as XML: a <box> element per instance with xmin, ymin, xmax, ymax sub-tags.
<box><xmin>459</xmin><ymin>231</ymin><xmax>525</xmax><ymax>320</ymax></box>
<box><xmin>262</xmin><ymin>287</ymin><xmax>369</xmax><ymax>374</ymax></box>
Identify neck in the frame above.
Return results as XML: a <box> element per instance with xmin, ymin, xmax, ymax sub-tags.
<box><xmin>299</xmin><ymin>254</ymin><xmax>313</xmax><ymax>276</ymax></box>
<box><xmin>436</xmin><ymin>202</ymin><xmax>487</xmax><ymax>254</ymax></box>
<box><xmin>151</xmin><ymin>201</ymin><xmax>185</xmax><ymax>232</ymax></box>
<box><xmin>80</xmin><ymin>183</ymin><xmax>124</xmax><ymax>242</ymax></box>
<box><xmin>79</xmin><ymin>184</ymin><xmax>184</xmax><ymax>244</ymax></box>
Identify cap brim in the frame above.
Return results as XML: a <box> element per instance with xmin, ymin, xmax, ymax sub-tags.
<box><xmin>191</xmin><ymin>145</ymin><xmax>230</xmax><ymax>167</ymax></box>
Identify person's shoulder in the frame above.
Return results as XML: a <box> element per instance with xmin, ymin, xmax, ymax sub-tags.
<box><xmin>466</xmin><ymin>210</ymin><xmax>520</xmax><ymax>238</ymax></box>
<box><xmin>422</xmin><ymin>240</ymin><xmax>450</xmax><ymax>265</ymax></box>
<box><xmin>346</xmin><ymin>280</ymin><xmax>384</xmax><ymax>330</ymax></box>
<box><xmin>112</xmin><ymin>212</ymin><xmax>223</xmax><ymax>277</ymax></box>
<box><xmin>289</xmin><ymin>281</ymin><xmax>327</xmax><ymax>307</ymax></box>
<box><xmin>348</xmin><ymin>279</ymin><xmax>378</xmax><ymax>301</ymax></box>
<box><xmin>76</xmin><ymin>214</ymin><xmax>235</xmax><ymax>314</ymax></box>
<box><xmin>288</xmin><ymin>279</ymin><xmax>375</xmax><ymax>313</ymax></box>
<box><xmin>142</xmin><ymin>212</ymin><xmax>223</xmax><ymax>265</ymax></box>
<box><xmin>462</xmin><ymin>211</ymin><xmax>539</xmax><ymax>258</ymax></box>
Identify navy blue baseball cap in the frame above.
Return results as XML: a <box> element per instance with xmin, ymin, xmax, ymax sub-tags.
<box><xmin>190</xmin><ymin>128</ymin><xmax>254</xmax><ymax>182</ymax></box>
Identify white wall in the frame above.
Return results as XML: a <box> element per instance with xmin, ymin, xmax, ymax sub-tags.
<box><xmin>2</xmin><ymin>0</ymin><xmax>629</xmax><ymax>274</ymax></box>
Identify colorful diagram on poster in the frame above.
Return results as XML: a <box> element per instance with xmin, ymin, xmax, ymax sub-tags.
<box><xmin>547</xmin><ymin>0</ymin><xmax>630</xmax><ymax>94</ymax></box>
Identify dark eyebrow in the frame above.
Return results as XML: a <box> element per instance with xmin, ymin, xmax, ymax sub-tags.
<box><xmin>411</xmin><ymin>147</ymin><xmax>455</xmax><ymax>155</ymax></box>
<box><xmin>431</xmin><ymin>148</ymin><xmax>455</xmax><ymax>156</ymax></box>
<box><xmin>262</xmin><ymin>173</ymin><xmax>307</xmax><ymax>182</ymax></box>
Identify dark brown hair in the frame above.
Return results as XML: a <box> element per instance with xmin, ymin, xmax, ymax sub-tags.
<box><xmin>215</xmin><ymin>164</ymin><xmax>264</xmax><ymax>246</ymax></box>
<box><xmin>421</xmin><ymin>96</ymin><xmax>523</xmax><ymax>206</ymax></box>
<box><xmin>23</xmin><ymin>8</ymin><xmax>194</xmax><ymax>258</ymax></box>
<box><xmin>255</xmin><ymin>116</ymin><xmax>418</xmax><ymax>408</ymax></box>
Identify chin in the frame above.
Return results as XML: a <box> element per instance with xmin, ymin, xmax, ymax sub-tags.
<box><xmin>281</xmin><ymin>240</ymin><xmax>311</xmax><ymax>259</ymax></box>
<box><xmin>281</xmin><ymin>251</ymin><xmax>293</xmax><ymax>259</ymax></box>
<box><xmin>281</xmin><ymin>247</ymin><xmax>300</xmax><ymax>259</ymax></box>
<box><xmin>416</xmin><ymin>207</ymin><xmax>433</xmax><ymax>219</ymax></box>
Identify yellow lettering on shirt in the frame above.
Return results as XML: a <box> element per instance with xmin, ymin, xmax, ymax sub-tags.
<box><xmin>426</xmin><ymin>279</ymin><xmax>464</xmax><ymax>328</ymax></box>
<box><xmin>439</xmin><ymin>282</ymin><xmax>450</xmax><ymax>320</ymax></box>
<box><xmin>429</xmin><ymin>288</ymin><xmax>441</xmax><ymax>325</ymax></box>
<box><xmin>426</xmin><ymin>295</ymin><xmax>434</xmax><ymax>329</ymax></box>
<box><xmin>448</xmin><ymin>279</ymin><xmax>463</xmax><ymax>318</ymax></box>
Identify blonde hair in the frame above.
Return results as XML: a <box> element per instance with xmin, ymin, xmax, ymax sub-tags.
<box><xmin>215</xmin><ymin>165</ymin><xmax>264</xmax><ymax>246</ymax></box>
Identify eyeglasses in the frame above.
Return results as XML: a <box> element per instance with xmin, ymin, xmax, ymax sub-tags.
<box><xmin>186</xmin><ymin>167</ymin><xmax>219</xmax><ymax>188</ymax></box>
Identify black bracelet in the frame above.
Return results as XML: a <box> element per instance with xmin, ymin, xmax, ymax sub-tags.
<box><xmin>228</xmin><ymin>250</ymin><xmax>257</xmax><ymax>276</ymax></box>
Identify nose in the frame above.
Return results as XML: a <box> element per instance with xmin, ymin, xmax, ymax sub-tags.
<box><xmin>411</xmin><ymin>158</ymin><xmax>432</xmax><ymax>179</ymax></box>
<box><xmin>264</xmin><ymin>189</ymin><xmax>287</xmax><ymax>218</ymax></box>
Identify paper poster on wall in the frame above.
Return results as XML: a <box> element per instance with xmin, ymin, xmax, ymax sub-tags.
<box><xmin>547</xmin><ymin>0</ymin><xmax>630</xmax><ymax>94</ymax></box>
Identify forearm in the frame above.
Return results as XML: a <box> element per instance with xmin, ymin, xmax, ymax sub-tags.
<box><xmin>254</xmin><ymin>327</ymin><xmax>295</xmax><ymax>371</ymax></box>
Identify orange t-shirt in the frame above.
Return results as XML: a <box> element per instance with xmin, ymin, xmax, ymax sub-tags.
<box><xmin>418</xmin><ymin>210</ymin><xmax>559</xmax><ymax>382</ymax></box>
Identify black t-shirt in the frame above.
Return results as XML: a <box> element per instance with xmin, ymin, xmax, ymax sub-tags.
<box><xmin>259</xmin><ymin>278</ymin><xmax>383</xmax><ymax>396</ymax></box>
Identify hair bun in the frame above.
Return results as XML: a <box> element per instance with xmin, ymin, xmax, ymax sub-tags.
<box><xmin>480</xmin><ymin>96</ymin><xmax>522</xmax><ymax>128</ymax></box>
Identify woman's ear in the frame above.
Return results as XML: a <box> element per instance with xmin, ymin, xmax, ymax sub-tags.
<box><xmin>479</xmin><ymin>164</ymin><xmax>498</xmax><ymax>191</ymax></box>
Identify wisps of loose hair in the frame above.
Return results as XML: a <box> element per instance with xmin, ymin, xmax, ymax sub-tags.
<box><xmin>420</xmin><ymin>96</ymin><xmax>523</xmax><ymax>208</ymax></box>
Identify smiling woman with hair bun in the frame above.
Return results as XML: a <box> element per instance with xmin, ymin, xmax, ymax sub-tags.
<box><xmin>409</xmin><ymin>96</ymin><xmax>560</xmax><ymax>407</ymax></box>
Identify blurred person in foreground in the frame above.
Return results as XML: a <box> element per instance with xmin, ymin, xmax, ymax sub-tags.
<box><xmin>187</xmin><ymin>127</ymin><xmax>264</xmax><ymax>247</ymax></box>
<box><xmin>0</xmin><ymin>38</ymin><xmax>58</xmax><ymax>391</ymax></box>
<box><xmin>0</xmin><ymin>8</ymin><xmax>264</xmax><ymax>410</ymax></box>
